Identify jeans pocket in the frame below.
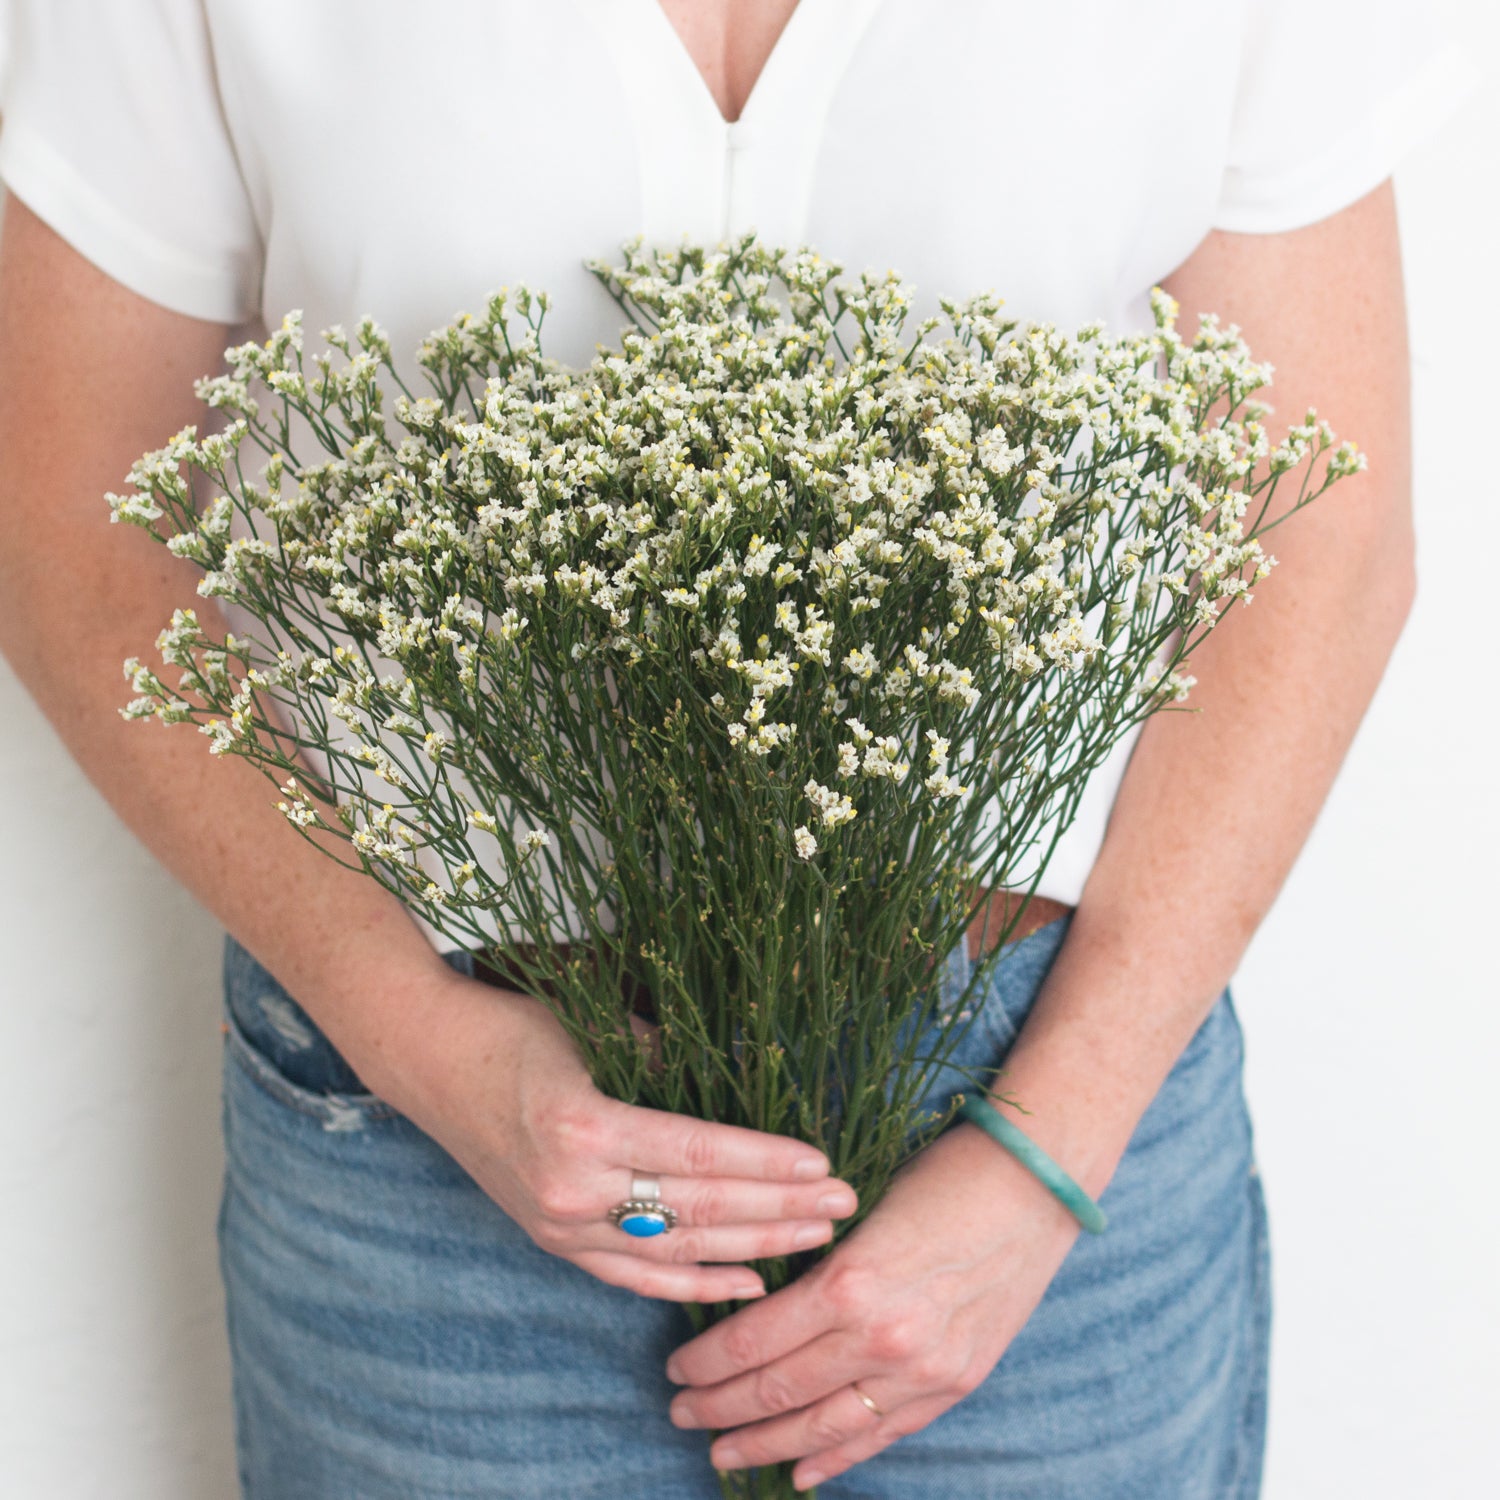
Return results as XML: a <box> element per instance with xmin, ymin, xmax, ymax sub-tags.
<box><xmin>220</xmin><ymin>934</ymin><xmax>401</xmax><ymax>1131</ymax></box>
<box><xmin>968</xmin><ymin>914</ymin><xmax>1074</xmax><ymax>1056</ymax></box>
<box><xmin>897</xmin><ymin>919</ymin><xmax>1074</xmax><ymax>1148</ymax></box>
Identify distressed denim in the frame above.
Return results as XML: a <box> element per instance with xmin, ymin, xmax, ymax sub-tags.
<box><xmin>217</xmin><ymin>917</ymin><xmax>1271</xmax><ymax>1498</ymax></box>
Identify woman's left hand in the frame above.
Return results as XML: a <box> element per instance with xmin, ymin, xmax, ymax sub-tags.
<box><xmin>664</xmin><ymin>1114</ymin><xmax>1088</xmax><ymax>1490</ymax></box>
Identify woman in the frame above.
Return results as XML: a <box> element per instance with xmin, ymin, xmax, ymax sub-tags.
<box><xmin>0</xmin><ymin>2</ymin><xmax>1472</xmax><ymax>1495</ymax></box>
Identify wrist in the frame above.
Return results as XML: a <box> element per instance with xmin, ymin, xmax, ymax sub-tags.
<box><xmin>931</xmin><ymin>1114</ymin><xmax>1085</xmax><ymax>1246</ymax></box>
<box><xmin>292</xmin><ymin>941</ymin><xmax>502</xmax><ymax>1121</ymax></box>
<box><xmin>371</xmin><ymin>969</ymin><xmax>517</xmax><ymax>1118</ymax></box>
<box><xmin>977</xmin><ymin>1045</ymin><xmax>1136</xmax><ymax>1207</ymax></box>
<box><xmin>956</xmin><ymin>1092</ymin><xmax>1107</xmax><ymax>1234</ymax></box>
<box><xmin>975</xmin><ymin>910</ymin><xmax>1223</xmax><ymax>1203</ymax></box>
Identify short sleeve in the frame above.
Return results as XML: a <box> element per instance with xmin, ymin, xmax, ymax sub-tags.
<box><xmin>1212</xmin><ymin>0</ymin><xmax>1485</xmax><ymax>234</ymax></box>
<box><xmin>0</xmin><ymin>0</ymin><xmax>262</xmax><ymax>321</ymax></box>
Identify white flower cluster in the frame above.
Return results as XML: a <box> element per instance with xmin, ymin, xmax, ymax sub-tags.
<box><xmin>114</xmin><ymin>233</ymin><xmax>1360</xmax><ymax>911</ymax></box>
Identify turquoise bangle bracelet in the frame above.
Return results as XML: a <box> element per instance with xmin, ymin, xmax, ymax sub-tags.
<box><xmin>954</xmin><ymin>1094</ymin><xmax>1109</xmax><ymax>1235</ymax></box>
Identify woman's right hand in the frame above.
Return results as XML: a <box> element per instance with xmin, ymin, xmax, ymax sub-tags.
<box><xmin>362</xmin><ymin>969</ymin><xmax>859</xmax><ymax>1303</ymax></box>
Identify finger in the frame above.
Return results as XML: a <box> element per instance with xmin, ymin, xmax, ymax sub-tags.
<box><xmin>665</xmin><ymin>1269</ymin><xmax>840</xmax><ymax>1388</ymax></box>
<box><xmin>707</xmin><ymin>1381</ymin><xmax>900</xmax><ymax>1476</ymax></box>
<box><xmin>571</xmin><ymin>1249</ymin><xmax>768</xmax><ymax>1304</ymax></box>
<box><xmin>583</xmin><ymin>1216</ymin><xmax>835</xmax><ymax>1265</ymax></box>
<box><xmin>789</xmin><ymin>1392</ymin><xmax>956</xmax><ymax>1491</ymax></box>
<box><xmin>634</xmin><ymin>1173</ymin><xmax>857</xmax><ymax>1229</ymax></box>
<box><xmin>609</xmin><ymin>1100</ymin><xmax>832</xmax><ymax>1183</ymax></box>
<box><xmin>670</xmin><ymin>1326</ymin><xmax>860</xmax><ymax>1432</ymax></box>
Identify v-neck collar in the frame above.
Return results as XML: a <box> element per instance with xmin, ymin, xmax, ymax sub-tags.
<box><xmin>647</xmin><ymin>0</ymin><xmax>818</xmax><ymax>131</ymax></box>
<box><xmin>579</xmin><ymin>0</ymin><xmax>883</xmax><ymax>246</ymax></box>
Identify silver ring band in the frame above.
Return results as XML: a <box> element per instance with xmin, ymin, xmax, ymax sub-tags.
<box><xmin>609</xmin><ymin>1168</ymin><xmax>677</xmax><ymax>1237</ymax></box>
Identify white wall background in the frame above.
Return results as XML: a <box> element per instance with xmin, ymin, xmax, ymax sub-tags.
<box><xmin>1235</xmin><ymin>6</ymin><xmax>1500</xmax><ymax>1492</ymax></box>
<box><xmin>1</xmin><ymin>10</ymin><xmax>1495</xmax><ymax>1497</ymax></box>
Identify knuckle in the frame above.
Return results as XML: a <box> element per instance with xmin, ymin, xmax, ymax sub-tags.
<box><xmin>752</xmin><ymin>1366</ymin><xmax>799</xmax><ymax>1417</ymax></box>
<box><xmin>533</xmin><ymin>1175</ymin><xmax>591</xmax><ymax>1222</ymax></box>
<box><xmin>950</xmin><ymin>1360</ymin><xmax>987</xmax><ymax>1399</ymax></box>
<box><xmin>866</xmin><ymin>1313</ymin><xmax>926</xmax><ymax>1364</ymax></box>
<box><xmin>820</xmin><ymin>1260</ymin><xmax>878</xmax><ymax>1315</ymax></box>
<box><xmin>677</xmin><ymin>1124</ymin><xmax>717</xmax><ymax>1179</ymax></box>
<box><xmin>690</xmin><ymin>1181</ymin><xmax>727</xmax><ymax>1226</ymax></box>
<box><xmin>666</xmin><ymin>1232</ymin><xmax>705</xmax><ymax>1265</ymax></box>
<box><xmin>720</xmin><ymin>1320</ymin><xmax>762</xmax><ymax>1372</ymax></box>
<box><xmin>546</xmin><ymin>1104</ymin><xmax>604</xmax><ymax>1160</ymax></box>
<box><xmin>622</xmin><ymin>1270</ymin><xmax>659</xmax><ymax>1299</ymax></box>
<box><xmin>761</xmin><ymin>1223</ymin><xmax>798</xmax><ymax>1258</ymax></box>
<box><xmin>909</xmin><ymin>1348</ymin><xmax>962</xmax><ymax>1390</ymax></box>
<box><xmin>807</xmin><ymin>1407</ymin><xmax>851</xmax><ymax>1448</ymax></box>
<box><xmin>660</xmin><ymin>1273</ymin><xmax>705</xmax><ymax>1302</ymax></box>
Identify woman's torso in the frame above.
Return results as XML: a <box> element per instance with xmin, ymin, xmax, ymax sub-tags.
<box><xmin>210</xmin><ymin>0</ymin><xmax>1234</xmax><ymax>364</ymax></box>
<box><xmin>193</xmin><ymin>0</ymin><xmax>1246</xmax><ymax>937</ymax></box>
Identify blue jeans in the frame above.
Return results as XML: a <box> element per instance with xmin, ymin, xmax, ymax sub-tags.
<box><xmin>217</xmin><ymin>917</ymin><xmax>1271</xmax><ymax>1497</ymax></box>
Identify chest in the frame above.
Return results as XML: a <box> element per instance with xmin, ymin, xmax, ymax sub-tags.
<box><xmin>655</xmin><ymin>0</ymin><xmax>805</xmax><ymax>124</ymax></box>
<box><xmin>205</xmin><ymin>0</ymin><xmax>1242</xmax><ymax>367</ymax></box>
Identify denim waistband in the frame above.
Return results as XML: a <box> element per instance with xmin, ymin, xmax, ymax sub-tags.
<box><xmin>221</xmin><ymin>918</ymin><xmax>1072</xmax><ymax>1117</ymax></box>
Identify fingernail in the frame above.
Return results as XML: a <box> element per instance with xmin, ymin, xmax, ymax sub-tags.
<box><xmin>794</xmin><ymin>1155</ymin><xmax>829</xmax><ymax>1180</ymax></box>
<box><xmin>734</xmin><ymin>1282</ymin><xmax>765</xmax><ymax>1299</ymax></box>
<box><xmin>665</xmin><ymin>1357</ymin><xmax>684</xmax><ymax>1383</ymax></box>
<box><xmin>798</xmin><ymin>1468</ymin><xmax>827</xmax><ymax>1490</ymax></box>
<box><xmin>794</xmin><ymin>1222</ymin><xmax>829</xmax><ymax>1248</ymax></box>
<box><xmin>816</xmin><ymin>1191</ymin><xmax>852</xmax><ymax>1215</ymax></box>
<box><xmin>714</xmin><ymin>1445</ymin><xmax>745</xmax><ymax>1469</ymax></box>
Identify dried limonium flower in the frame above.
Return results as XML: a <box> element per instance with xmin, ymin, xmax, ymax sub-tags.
<box><xmin>111</xmin><ymin>227</ymin><xmax>1361</xmax><ymax>1297</ymax></box>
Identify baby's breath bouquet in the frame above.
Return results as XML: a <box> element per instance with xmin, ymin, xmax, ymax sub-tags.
<box><xmin>115</xmin><ymin>234</ymin><xmax>1359</xmax><ymax>1498</ymax></box>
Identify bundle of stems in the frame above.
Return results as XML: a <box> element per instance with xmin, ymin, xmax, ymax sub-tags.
<box><xmin>113</xmin><ymin>233</ymin><xmax>1361</xmax><ymax>1497</ymax></box>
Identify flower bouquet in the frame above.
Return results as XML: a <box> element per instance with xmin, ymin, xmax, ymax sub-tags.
<box><xmin>113</xmin><ymin>233</ymin><xmax>1360</xmax><ymax>1496</ymax></box>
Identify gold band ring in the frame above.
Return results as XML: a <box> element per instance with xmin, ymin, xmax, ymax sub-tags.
<box><xmin>850</xmin><ymin>1381</ymin><xmax>885</xmax><ymax>1418</ymax></box>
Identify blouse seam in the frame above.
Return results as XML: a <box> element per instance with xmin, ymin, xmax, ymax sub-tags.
<box><xmin>0</xmin><ymin>116</ymin><xmax>258</xmax><ymax>323</ymax></box>
<box><xmin>1210</xmin><ymin>40</ymin><xmax>1482</xmax><ymax>234</ymax></box>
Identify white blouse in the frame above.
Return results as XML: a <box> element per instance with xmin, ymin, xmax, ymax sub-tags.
<box><xmin>0</xmin><ymin>0</ymin><xmax>1479</xmax><ymax>944</ymax></box>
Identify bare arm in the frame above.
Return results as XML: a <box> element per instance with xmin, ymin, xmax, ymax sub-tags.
<box><xmin>0</xmin><ymin>197</ymin><xmax>453</xmax><ymax>1091</ymax></box>
<box><xmin>979</xmin><ymin>176</ymin><xmax>1416</xmax><ymax>1201</ymax></box>
<box><xmin>0</xmin><ymin>197</ymin><xmax>851</xmax><ymax>1300</ymax></box>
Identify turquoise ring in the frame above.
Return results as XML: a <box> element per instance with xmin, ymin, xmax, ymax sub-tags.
<box><xmin>608</xmin><ymin>1173</ymin><xmax>678</xmax><ymax>1238</ymax></box>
